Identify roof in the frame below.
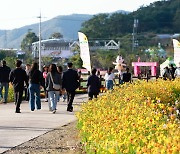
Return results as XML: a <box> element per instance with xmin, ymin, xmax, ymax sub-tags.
<box><xmin>32</xmin><ymin>39</ymin><xmax>73</xmax><ymax>45</ymax></box>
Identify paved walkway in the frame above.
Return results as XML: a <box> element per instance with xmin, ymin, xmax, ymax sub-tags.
<box><xmin>0</xmin><ymin>94</ymin><xmax>88</xmax><ymax>153</ymax></box>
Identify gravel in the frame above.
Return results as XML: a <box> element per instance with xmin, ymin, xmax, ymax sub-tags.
<box><xmin>3</xmin><ymin>121</ymin><xmax>84</xmax><ymax>154</ymax></box>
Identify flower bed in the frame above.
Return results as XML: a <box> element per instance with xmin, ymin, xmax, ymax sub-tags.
<box><xmin>77</xmin><ymin>79</ymin><xmax>180</xmax><ymax>154</ymax></box>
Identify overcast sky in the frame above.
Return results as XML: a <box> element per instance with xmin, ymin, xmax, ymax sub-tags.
<box><xmin>0</xmin><ymin>0</ymin><xmax>158</xmax><ymax>30</ymax></box>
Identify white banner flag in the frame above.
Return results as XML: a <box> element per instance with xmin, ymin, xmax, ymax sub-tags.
<box><xmin>173</xmin><ymin>39</ymin><xmax>180</xmax><ymax>66</ymax></box>
<box><xmin>78</xmin><ymin>32</ymin><xmax>91</xmax><ymax>72</ymax></box>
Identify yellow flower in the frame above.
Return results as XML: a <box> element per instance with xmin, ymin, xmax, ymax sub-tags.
<box><xmin>76</xmin><ymin>78</ymin><xmax>180</xmax><ymax>153</ymax></box>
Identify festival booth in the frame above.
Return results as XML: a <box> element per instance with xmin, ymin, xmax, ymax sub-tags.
<box><xmin>160</xmin><ymin>58</ymin><xmax>175</xmax><ymax>77</ymax></box>
<box><xmin>132</xmin><ymin>62</ymin><xmax>158</xmax><ymax>77</ymax></box>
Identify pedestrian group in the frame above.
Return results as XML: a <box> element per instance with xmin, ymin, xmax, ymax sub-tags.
<box><xmin>1</xmin><ymin>59</ymin><xmax>179</xmax><ymax>113</ymax></box>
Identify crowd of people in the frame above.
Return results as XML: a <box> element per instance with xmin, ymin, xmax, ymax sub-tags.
<box><xmin>0</xmin><ymin>58</ymin><xmax>133</xmax><ymax>111</ymax></box>
<box><xmin>163</xmin><ymin>64</ymin><xmax>180</xmax><ymax>80</ymax></box>
<box><xmin>86</xmin><ymin>66</ymin><xmax>132</xmax><ymax>100</ymax></box>
<box><xmin>0</xmin><ymin>60</ymin><xmax>80</xmax><ymax>114</ymax></box>
<box><xmin>1</xmin><ymin>58</ymin><xmax>178</xmax><ymax>114</ymax></box>
<box><xmin>0</xmin><ymin>58</ymin><xmax>132</xmax><ymax>113</ymax></box>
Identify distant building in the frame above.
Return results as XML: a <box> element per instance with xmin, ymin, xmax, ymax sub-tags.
<box><xmin>32</xmin><ymin>39</ymin><xmax>74</xmax><ymax>58</ymax></box>
<box><xmin>89</xmin><ymin>40</ymin><xmax>120</xmax><ymax>51</ymax></box>
<box><xmin>155</xmin><ymin>34</ymin><xmax>180</xmax><ymax>47</ymax></box>
<box><xmin>156</xmin><ymin>34</ymin><xmax>180</xmax><ymax>39</ymax></box>
<box><xmin>32</xmin><ymin>39</ymin><xmax>120</xmax><ymax>59</ymax></box>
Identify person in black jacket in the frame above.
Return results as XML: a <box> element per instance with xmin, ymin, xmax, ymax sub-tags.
<box><xmin>62</xmin><ymin>62</ymin><xmax>79</xmax><ymax>112</ymax></box>
<box><xmin>9</xmin><ymin>60</ymin><xmax>28</xmax><ymax>113</ymax></box>
<box><xmin>169</xmin><ymin>64</ymin><xmax>176</xmax><ymax>80</ymax></box>
<box><xmin>122</xmin><ymin>67</ymin><xmax>132</xmax><ymax>83</ymax></box>
<box><xmin>28</xmin><ymin>62</ymin><xmax>43</xmax><ymax>111</ymax></box>
<box><xmin>87</xmin><ymin>68</ymin><xmax>101</xmax><ymax>100</ymax></box>
<box><xmin>0</xmin><ymin>60</ymin><xmax>11</xmax><ymax>103</ymax></box>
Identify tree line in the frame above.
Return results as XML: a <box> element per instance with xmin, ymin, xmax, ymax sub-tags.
<box><xmin>1</xmin><ymin>0</ymin><xmax>179</xmax><ymax>71</ymax></box>
<box><xmin>80</xmin><ymin>0</ymin><xmax>180</xmax><ymax>38</ymax></box>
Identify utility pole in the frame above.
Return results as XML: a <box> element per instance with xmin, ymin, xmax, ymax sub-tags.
<box><xmin>37</xmin><ymin>12</ymin><xmax>42</xmax><ymax>71</ymax></box>
<box><xmin>4</xmin><ymin>30</ymin><xmax>7</xmax><ymax>48</ymax></box>
<box><xmin>132</xmin><ymin>18</ymin><xmax>138</xmax><ymax>52</ymax></box>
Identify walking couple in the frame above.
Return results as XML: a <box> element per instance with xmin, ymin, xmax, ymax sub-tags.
<box><xmin>45</xmin><ymin>62</ymin><xmax>80</xmax><ymax>113</ymax></box>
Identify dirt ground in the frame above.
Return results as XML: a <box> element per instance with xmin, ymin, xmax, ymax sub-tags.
<box><xmin>3</xmin><ymin>121</ymin><xmax>84</xmax><ymax>154</ymax></box>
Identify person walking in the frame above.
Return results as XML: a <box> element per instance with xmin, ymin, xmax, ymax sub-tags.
<box><xmin>122</xmin><ymin>67</ymin><xmax>132</xmax><ymax>83</ymax></box>
<box><xmin>87</xmin><ymin>68</ymin><xmax>101</xmax><ymax>100</ymax></box>
<box><xmin>24</xmin><ymin>64</ymin><xmax>31</xmax><ymax>101</ymax></box>
<box><xmin>163</xmin><ymin>66</ymin><xmax>171</xmax><ymax>80</ymax></box>
<box><xmin>57</xmin><ymin>65</ymin><xmax>67</xmax><ymax>102</ymax></box>
<box><xmin>104</xmin><ymin>67</ymin><xmax>116</xmax><ymax>90</ymax></box>
<box><xmin>46</xmin><ymin>64</ymin><xmax>62</xmax><ymax>113</ymax></box>
<box><xmin>28</xmin><ymin>62</ymin><xmax>43</xmax><ymax>111</ymax></box>
<box><xmin>0</xmin><ymin>60</ymin><xmax>11</xmax><ymax>103</ymax></box>
<box><xmin>169</xmin><ymin>64</ymin><xmax>176</xmax><ymax>80</ymax></box>
<box><xmin>42</xmin><ymin>65</ymin><xmax>49</xmax><ymax>102</ymax></box>
<box><xmin>62</xmin><ymin>62</ymin><xmax>79</xmax><ymax>112</ymax></box>
<box><xmin>9</xmin><ymin>60</ymin><xmax>28</xmax><ymax>113</ymax></box>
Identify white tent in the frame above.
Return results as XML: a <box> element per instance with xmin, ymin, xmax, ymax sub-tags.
<box><xmin>160</xmin><ymin>59</ymin><xmax>175</xmax><ymax>76</ymax></box>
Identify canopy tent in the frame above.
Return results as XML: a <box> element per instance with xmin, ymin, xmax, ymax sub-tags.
<box><xmin>160</xmin><ymin>58</ymin><xmax>175</xmax><ymax>76</ymax></box>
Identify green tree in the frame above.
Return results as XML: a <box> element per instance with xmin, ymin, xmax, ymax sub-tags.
<box><xmin>4</xmin><ymin>57</ymin><xmax>17</xmax><ymax>69</ymax></box>
<box><xmin>173</xmin><ymin>10</ymin><xmax>180</xmax><ymax>32</ymax></box>
<box><xmin>49</xmin><ymin>32</ymin><xmax>63</xmax><ymax>39</ymax></box>
<box><xmin>21</xmin><ymin>31</ymin><xmax>39</xmax><ymax>63</ymax></box>
<box><xmin>80</xmin><ymin>0</ymin><xmax>180</xmax><ymax>37</ymax></box>
<box><xmin>81</xmin><ymin>14</ymin><xmax>109</xmax><ymax>38</ymax></box>
<box><xmin>0</xmin><ymin>50</ymin><xmax>16</xmax><ymax>61</ymax></box>
<box><xmin>21</xmin><ymin>31</ymin><xmax>39</xmax><ymax>51</ymax></box>
<box><xmin>69</xmin><ymin>54</ymin><xmax>83</xmax><ymax>69</ymax></box>
<box><xmin>42</xmin><ymin>57</ymin><xmax>53</xmax><ymax>66</ymax></box>
<box><xmin>94</xmin><ymin>50</ymin><xmax>117</xmax><ymax>69</ymax></box>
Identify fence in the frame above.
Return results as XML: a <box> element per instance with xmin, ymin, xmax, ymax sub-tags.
<box><xmin>78</xmin><ymin>75</ymin><xmax>158</xmax><ymax>92</ymax></box>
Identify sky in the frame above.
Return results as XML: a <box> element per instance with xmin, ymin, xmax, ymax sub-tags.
<box><xmin>0</xmin><ymin>0</ymin><xmax>158</xmax><ymax>30</ymax></box>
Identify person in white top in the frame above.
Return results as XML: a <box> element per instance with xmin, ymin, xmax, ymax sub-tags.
<box><xmin>104</xmin><ymin>67</ymin><xmax>116</xmax><ymax>90</ymax></box>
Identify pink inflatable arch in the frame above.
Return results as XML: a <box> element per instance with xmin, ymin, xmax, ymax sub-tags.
<box><xmin>132</xmin><ymin>62</ymin><xmax>158</xmax><ymax>76</ymax></box>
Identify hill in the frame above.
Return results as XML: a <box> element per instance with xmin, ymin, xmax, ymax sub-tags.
<box><xmin>0</xmin><ymin>14</ymin><xmax>93</xmax><ymax>49</ymax></box>
<box><xmin>81</xmin><ymin>0</ymin><xmax>180</xmax><ymax>39</ymax></box>
<box><xmin>0</xmin><ymin>10</ymin><xmax>129</xmax><ymax>49</ymax></box>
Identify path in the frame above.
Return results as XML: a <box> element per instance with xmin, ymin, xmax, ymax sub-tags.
<box><xmin>0</xmin><ymin>94</ymin><xmax>88</xmax><ymax>153</ymax></box>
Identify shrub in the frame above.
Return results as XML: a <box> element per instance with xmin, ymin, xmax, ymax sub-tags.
<box><xmin>7</xmin><ymin>84</ymin><xmax>14</xmax><ymax>102</ymax></box>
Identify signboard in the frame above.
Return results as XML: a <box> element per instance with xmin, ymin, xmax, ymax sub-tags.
<box><xmin>78</xmin><ymin>32</ymin><xmax>91</xmax><ymax>72</ymax></box>
<box><xmin>173</xmin><ymin>39</ymin><xmax>180</xmax><ymax>66</ymax></box>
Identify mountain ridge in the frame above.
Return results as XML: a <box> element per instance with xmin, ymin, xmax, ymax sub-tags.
<box><xmin>0</xmin><ymin>14</ymin><xmax>93</xmax><ymax>49</ymax></box>
<box><xmin>0</xmin><ymin>10</ymin><xmax>129</xmax><ymax>49</ymax></box>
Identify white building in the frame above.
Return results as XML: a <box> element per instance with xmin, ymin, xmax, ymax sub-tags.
<box><xmin>32</xmin><ymin>39</ymin><xmax>74</xmax><ymax>58</ymax></box>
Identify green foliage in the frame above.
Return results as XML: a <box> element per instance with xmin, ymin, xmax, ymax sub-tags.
<box><xmin>135</xmin><ymin>0</ymin><xmax>179</xmax><ymax>33</ymax></box>
<box><xmin>25</xmin><ymin>57</ymin><xmax>34</xmax><ymax>66</ymax></box>
<box><xmin>41</xmin><ymin>57</ymin><xmax>53</xmax><ymax>66</ymax></box>
<box><xmin>20</xmin><ymin>31</ymin><xmax>39</xmax><ymax>63</ymax></box>
<box><xmin>81</xmin><ymin>0</ymin><xmax>180</xmax><ymax>38</ymax></box>
<box><xmin>81</xmin><ymin>14</ymin><xmax>110</xmax><ymax>38</ymax></box>
<box><xmin>4</xmin><ymin>57</ymin><xmax>17</xmax><ymax>69</ymax></box>
<box><xmin>79</xmin><ymin>0</ymin><xmax>180</xmax><ymax>71</ymax></box>
<box><xmin>0</xmin><ymin>50</ymin><xmax>17</xmax><ymax>68</ymax></box>
<box><xmin>21</xmin><ymin>31</ymin><xmax>39</xmax><ymax>51</ymax></box>
<box><xmin>0</xmin><ymin>51</ymin><xmax>6</xmax><ymax>60</ymax></box>
<box><xmin>69</xmin><ymin>54</ymin><xmax>83</xmax><ymax>69</ymax></box>
<box><xmin>23</xmin><ymin>50</ymin><xmax>34</xmax><ymax>64</ymax></box>
<box><xmin>91</xmin><ymin>50</ymin><xmax>117</xmax><ymax>69</ymax></box>
<box><xmin>49</xmin><ymin>32</ymin><xmax>63</xmax><ymax>39</ymax></box>
<box><xmin>7</xmin><ymin>85</ymin><xmax>14</xmax><ymax>102</ymax></box>
<box><xmin>173</xmin><ymin>9</ymin><xmax>180</xmax><ymax>32</ymax></box>
<box><xmin>0</xmin><ymin>85</ymin><xmax>15</xmax><ymax>103</ymax></box>
<box><xmin>0</xmin><ymin>50</ymin><xmax>16</xmax><ymax>61</ymax></box>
